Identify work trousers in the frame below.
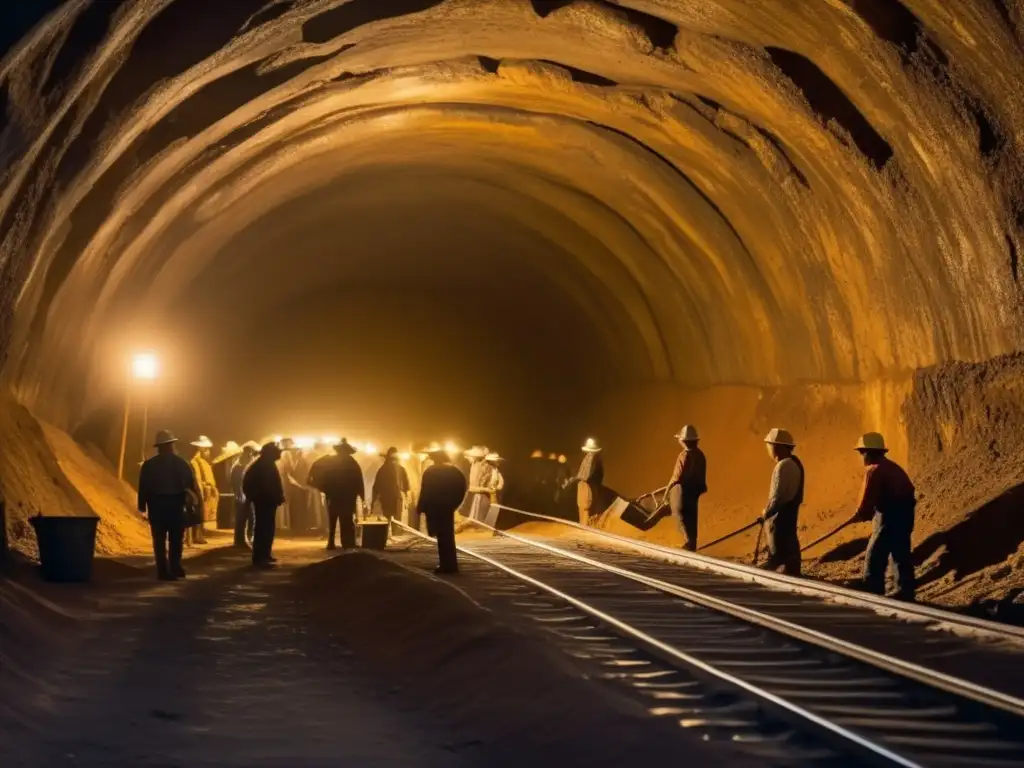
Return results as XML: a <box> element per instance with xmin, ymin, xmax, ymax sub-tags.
<box><xmin>763</xmin><ymin>515</ymin><xmax>801</xmax><ymax>576</ymax></box>
<box><xmin>864</xmin><ymin>512</ymin><xmax>915</xmax><ymax>600</ymax></box>
<box><xmin>149</xmin><ymin>504</ymin><xmax>185</xmax><ymax>579</ymax></box>
<box><xmin>326</xmin><ymin>496</ymin><xmax>357</xmax><ymax>549</ymax></box>
<box><xmin>429</xmin><ymin>509</ymin><xmax>458</xmax><ymax>573</ymax></box>
<box><xmin>252</xmin><ymin>503</ymin><xmax>278</xmax><ymax>564</ymax></box>
<box><xmin>234</xmin><ymin>499</ymin><xmax>254</xmax><ymax>547</ymax></box>
<box><xmin>669</xmin><ymin>485</ymin><xmax>700</xmax><ymax>551</ymax></box>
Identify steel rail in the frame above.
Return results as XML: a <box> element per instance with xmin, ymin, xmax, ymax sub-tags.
<box><xmin>492</xmin><ymin>504</ymin><xmax>1024</xmax><ymax>643</ymax></box>
<box><xmin>391</xmin><ymin>520</ymin><xmax>919</xmax><ymax>767</ymax></box>
<box><xmin>464</xmin><ymin>515</ymin><xmax>1024</xmax><ymax>720</ymax></box>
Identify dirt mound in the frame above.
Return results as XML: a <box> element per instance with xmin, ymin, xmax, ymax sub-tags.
<box><xmin>0</xmin><ymin>396</ymin><xmax>151</xmax><ymax>559</ymax></box>
<box><xmin>295</xmin><ymin>551</ymin><xmax>751</xmax><ymax>766</ymax></box>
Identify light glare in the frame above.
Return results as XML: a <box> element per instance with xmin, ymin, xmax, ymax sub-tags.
<box><xmin>131</xmin><ymin>353</ymin><xmax>159</xmax><ymax>380</ymax></box>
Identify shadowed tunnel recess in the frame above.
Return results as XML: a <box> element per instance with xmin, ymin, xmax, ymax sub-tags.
<box><xmin>0</xmin><ymin>0</ymin><xmax>1023</xmax><ymax>462</ymax></box>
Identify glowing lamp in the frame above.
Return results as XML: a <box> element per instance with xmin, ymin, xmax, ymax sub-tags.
<box><xmin>399</xmin><ymin>451</ymin><xmax>411</xmax><ymax>461</ymax></box>
<box><xmin>444</xmin><ymin>441</ymin><xmax>459</xmax><ymax>455</ymax></box>
<box><xmin>322</xmin><ymin>435</ymin><xmax>340</xmax><ymax>445</ymax></box>
<box><xmin>131</xmin><ymin>353</ymin><xmax>159</xmax><ymax>381</ymax></box>
<box><xmin>294</xmin><ymin>436</ymin><xmax>315</xmax><ymax>449</ymax></box>
<box><xmin>364</xmin><ymin>443</ymin><xmax>378</xmax><ymax>455</ymax></box>
<box><xmin>272</xmin><ymin>435</ymin><xmax>283</xmax><ymax>443</ymax></box>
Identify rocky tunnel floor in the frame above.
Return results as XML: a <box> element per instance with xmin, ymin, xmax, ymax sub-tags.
<box><xmin>3</xmin><ymin>540</ymin><xmax>755</xmax><ymax>768</ymax></box>
<box><xmin>4</xmin><ymin>544</ymin><xmax>469</xmax><ymax>768</ymax></box>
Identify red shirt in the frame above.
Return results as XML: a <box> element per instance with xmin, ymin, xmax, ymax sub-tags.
<box><xmin>856</xmin><ymin>458</ymin><xmax>916</xmax><ymax>520</ymax></box>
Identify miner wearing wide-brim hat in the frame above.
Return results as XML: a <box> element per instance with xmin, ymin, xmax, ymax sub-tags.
<box><xmin>666</xmin><ymin>425</ymin><xmax>708</xmax><ymax>552</ymax></box>
<box><xmin>756</xmin><ymin>428</ymin><xmax>804</xmax><ymax>576</ymax></box>
<box><xmin>416</xmin><ymin>444</ymin><xmax>467</xmax><ymax>575</ymax></box>
<box><xmin>850</xmin><ymin>432</ymin><xmax>917</xmax><ymax>601</ymax></box>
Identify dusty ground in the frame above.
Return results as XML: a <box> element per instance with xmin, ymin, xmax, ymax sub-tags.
<box><xmin>3</xmin><ymin>544</ymin><xmax>468</xmax><ymax>768</ymax></box>
<box><xmin>2</xmin><ymin>541</ymin><xmax>755</xmax><ymax>768</ymax></box>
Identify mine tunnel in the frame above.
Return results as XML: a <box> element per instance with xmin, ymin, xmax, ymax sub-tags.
<box><xmin>3</xmin><ymin>1</ymin><xmax>1024</xmax><ymax>766</ymax></box>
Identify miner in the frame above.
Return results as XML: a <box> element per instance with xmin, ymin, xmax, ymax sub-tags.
<box><xmin>758</xmin><ymin>428</ymin><xmax>804</xmax><ymax>576</ymax></box>
<box><xmin>243</xmin><ymin>441</ymin><xmax>286</xmax><ymax>568</ymax></box>
<box><xmin>137</xmin><ymin>430</ymin><xmax>199</xmax><ymax>581</ymax></box>
<box><xmin>484</xmin><ymin>452</ymin><xmax>505</xmax><ymax>504</ymax></box>
<box><xmin>576</xmin><ymin>438</ymin><xmax>605</xmax><ymax>525</ymax></box>
<box><xmin>417</xmin><ymin>446</ymin><xmax>468</xmax><ymax>574</ymax></box>
<box><xmin>231</xmin><ymin>441</ymin><xmax>260</xmax><ymax>548</ymax></box>
<box><xmin>372</xmin><ymin>447</ymin><xmax>411</xmax><ymax>523</ymax></box>
<box><xmin>851</xmin><ymin>432</ymin><xmax>917</xmax><ymax>601</ymax></box>
<box><xmin>463</xmin><ymin>445</ymin><xmax>490</xmax><ymax>520</ymax></box>
<box><xmin>308</xmin><ymin>438</ymin><xmax>365</xmax><ymax>550</ymax></box>
<box><xmin>187</xmin><ymin>436</ymin><xmax>217</xmax><ymax>545</ymax></box>
<box><xmin>667</xmin><ymin>425</ymin><xmax>708</xmax><ymax>551</ymax></box>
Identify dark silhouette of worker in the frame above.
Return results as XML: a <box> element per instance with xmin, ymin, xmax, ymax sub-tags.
<box><xmin>757</xmin><ymin>428</ymin><xmax>804</xmax><ymax>576</ymax></box>
<box><xmin>576</xmin><ymin>438</ymin><xmax>605</xmax><ymax>525</ymax></box>
<box><xmin>308</xmin><ymin>438</ymin><xmax>365</xmax><ymax>550</ymax></box>
<box><xmin>137</xmin><ymin>430</ymin><xmax>200</xmax><ymax>581</ymax></box>
<box><xmin>417</xmin><ymin>447</ymin><xmax>467</xmax><ymax>574</ymax></box>
<box><xmin>230</xmin><ymin>441</ymin><xmax>259</xmax><ymax>548</ymax></box>
<box><xmin>373</xmin><ymin>447</ymin><xmax>410</xmax><ymax>523</ymax></box>
<box><xmin>667</xmin><ymin>425</ymin><xmax>708</xmax><ymax>551</ymax></box>
<box><xmin>243</xmin><ymin>441</ymin><xmax>285</xmax><ymax>568</ymax></box>
<box><xmin>850</xmin><ymin>432</ymin><xmax>916</xmax><ymax>601</ymax></box>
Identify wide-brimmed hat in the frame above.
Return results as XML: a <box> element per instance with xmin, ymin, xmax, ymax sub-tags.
<box><xmin>191</xmin><ymin>435</ymin><xmax>214</xmax><ymax>449</ymax></box>
<box><xmin>242</xmin><ymin>440</ymin><xmax>261</xmax><ymax>453</ymax></box>
<box><xmin>464</xmin><ymin>445</ymin><xmax>489</xmax><ymax>459</ymax></box>
<box><xmin>581</xmin><ymin>437</ymin><xmax>601</xmax><ymax>453</ymax></box>
<box><xmin>485</xmin><ymin>452</ymin><xmax>503</xmax><ymax>463</ymax></box>
<box><xmin>381</xmin><ymin>446</ymin><xmax>399</xmax><ymax>458</ymax></box>
<box><xmin>213</xmin><ymin>441</ymin><xmax>243</xmax><ymax>464</ymax></box>
<box><xmin>334</xmin><ymin>438</ymin><xmax>358</xmax><ymax>455</ymax></box>
<box><xmin>419</xmin><ymin>442</ymin><xmax>448</xmax><ymax>460</ymax></box>
<box><xmin>855</xmin><ymin>432</ymin><xmax>888</xmax><ymax>453</ymax></box>
<box><xmin>154</xmin><ymin>429</ymin><xmax>178</xmax><ymax>446</ymax></box>
<box><xmin>261</xmin><ymin>441</ymin><xmax>282</xmax><ymax>459</ymax></box>
<box><xmin>675</xmin><ymin>425</ymin><xmax>699</xmax><ymax>442</ymax></box>
<box><xmin>764</xmin><ymin>428</ymin><xmax>796</xmax><ymax>447</ymax></box>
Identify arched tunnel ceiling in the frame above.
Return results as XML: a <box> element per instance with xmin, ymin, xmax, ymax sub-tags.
<box><xmin>1</xmin><ymin>0</ymin><xmax>1023</xmax><ymax>418</ymax></box>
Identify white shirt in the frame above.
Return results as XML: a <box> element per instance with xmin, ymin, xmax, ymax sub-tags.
<box><xmin>765</xmin><ymin>457</ymin><xmax>801</xmax><ymax>516</ymax></box>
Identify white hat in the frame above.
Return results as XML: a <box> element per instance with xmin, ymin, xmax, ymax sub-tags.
<box><xmin>242</xmin><ymin>440</ymin><xmax>262</xmax><ymax>452</ymax></box>
<box><xmin>855</xmin><ymin>432</ymin><xmax>888</xmax><ymax>452</ymax></box>
<box><xmin>464</xmin><ymin>445</ymin><xmax>489</xmax><ymax>459</ymax></box>
<box><xmin>191</xmin><ymin>435</ymin><xmax>214</xmax><ymax>448</ymax></box>
<box><xmin>212</xmin><ymin>440</ymin><xmax>243</xmax><ymax>463</ymax></box>
<box><xmin>485</xmin><ymin>452</ymin><xmax>503</xmax><ymax>462</ymax></box>
<box><xmin>764</xmin><ymin>428</ymin><xmax>796</xmax><ymax>447</ymax></box>
<box><xmin>581</xmin><ymin>437</ymin><xmax>601</xmax><ymax>452</ymax></box>
<box><xmin>675</xmin><ymin>425</ymin><xmax>699</xmax><ymax>441</ymax></box>
<box><xmin>154</xmin><ymin>429</ymin><xmax>177</xmax><ymax>446</ymax></box>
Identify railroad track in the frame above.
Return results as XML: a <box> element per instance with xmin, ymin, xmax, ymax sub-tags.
<box><xmin>391</xmin><ymin>521</ymin><xmax>1024</xmax><ymax>768</ymax></box>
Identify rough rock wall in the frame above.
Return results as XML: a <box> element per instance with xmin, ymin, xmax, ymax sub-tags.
<box><xmin>0</xmin><ymin>0</ymin><xmax>1022</xmax><ymax>420</ymax></box>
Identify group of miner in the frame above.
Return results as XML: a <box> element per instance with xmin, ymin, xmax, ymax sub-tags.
<box><xmin>138</xmin><ymin>424</ymin><xmax>917</xmax><ymax>601</ymax></box>
<box><xmin>137</xmin><ymin>434</ymin><xmax>505</xmax><ymax>579</ymax></box>
<box><xmin>645</xmin><ymin>424</ymin><xmax>916</xmax><ymax>602</ymax></box>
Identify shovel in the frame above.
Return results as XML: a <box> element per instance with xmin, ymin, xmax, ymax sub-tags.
<box><xmin>751</xmin><ymin>521</ymin><xmax>764</xmax><ymax>566</ymax></box>
<box><xmin>801</xmin><ymin>517</ymin><xmax>857</xmax><ymax>553</ymax></box>
<box><xmin>697</xmin><ymin>519</ymin><xmax>762</xmax><ymax>551</ymax></box>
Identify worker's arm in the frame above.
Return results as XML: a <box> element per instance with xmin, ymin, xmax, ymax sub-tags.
<box><xmin>668</xmin><ymin>453</ymin><xmax>685</xmax><ymax>487</ymax></box>
<box><xmin>137</xmin><ymin>464</ymin><xmax>148</xmax><ymax>514</ymax></box>
<box><xmin>854</xmin><ymin>465</ymin><xmax>881</xmax><ymax>522</ymax></box>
